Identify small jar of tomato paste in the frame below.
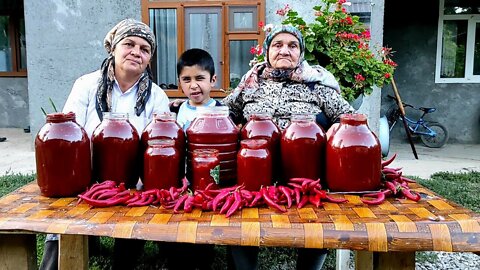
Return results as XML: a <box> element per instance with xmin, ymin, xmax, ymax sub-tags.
<box><xmin>237</xmin><ymin>139</ymin><xmax>272</xmax><ymax>191</ymax></box>
<box><xmin>35</xmin><ymin>112</ymin><xmax>91</xmax><ymax>197</ymax></box>
<box><xmin>143</xmin><ymin>139</ymin><xmax>180</xmax><ymax>190</ymax></box>
<box><xmin>191</xmin><ymin>149</ymin><xmax>220</xmax><ymax>191</ymax></box>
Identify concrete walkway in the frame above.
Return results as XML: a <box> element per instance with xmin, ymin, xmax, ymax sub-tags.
<box><xmin>1</xmin><ymin>128</ymin><xmax>479</xmax><ymax>178</ymax></box>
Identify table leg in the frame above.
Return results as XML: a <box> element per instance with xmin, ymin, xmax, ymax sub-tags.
<box><xmin>58</xmin><ymin>234</ymin><xmax>88</xmax><ymax>270</ymax></box>
<box><xmin>355</xmin><ymin>251</ymin><xmax>415</xmax><ymax>270</ymax></box>
<box><xmin>0</xmin><ymin>234</ymin><xmax>37</xmax><ymax>270</ymax></box>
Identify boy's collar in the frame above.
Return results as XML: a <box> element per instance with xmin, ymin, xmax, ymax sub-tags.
<box><xmin>186</xmin><ymin>98</ymin><xmax>214</xmax><ymax>110</ymax></box>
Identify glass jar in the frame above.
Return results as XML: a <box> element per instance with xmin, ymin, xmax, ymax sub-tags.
<box><xmin>35</xmin><ymin>112</ymin><xmax>91</xmax><ymax>197</ymax></box>
<box><xmin>92</xmin><ymin>112</ymin><xmax>140</xmax><ymax>188</ymax></box>
<box><xmin>237</xmin><ymin>139</ymin><xmax>272</xmax><ymax>191</ymax></box>
<box><xmin>240</xmin><ymin>112</ymin><xmax>281</xmax><ymax>182</ymax></box>
<box><xmin>141</xmin><ymin>112</ymin><xmax>185</xmax><ymax>180</ymax></box>
<box><xmin>326</xmin><ymin>114</ymin><xmax>381</xmax><ymax>192</ymax></box>
<box><xmin>143</xmin><ymin>139</ymin><xmax>180</xmax><ymax>190</ymax></box>
<box><xmin>191</xmin><ymin>149</ymin><xmax>220</xmax><ymax>191</ymax></box>
<box><xmin>281</xmin><ymin>113</ymin><xmax>326</xmax><ymax>183</ymax></box>
<box><xmin>186</xmin><ymin>106</ymin><xmax>239</xmax><ymax>186</ymax></box>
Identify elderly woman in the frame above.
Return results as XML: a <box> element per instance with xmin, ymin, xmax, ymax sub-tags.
<box><xmin>40</xmin><ymin>19</ymin><xmax>169</xmax><ymax>270</ymax></box>
<box><xmin>223</xmin><ymin>25</ymin><xmax>354</xmax><ymax>131</ymax></box>
<box><xmin>223</xmin><ymin>25</ymin><xmax>355</xmax><ymax>270</ymax></box>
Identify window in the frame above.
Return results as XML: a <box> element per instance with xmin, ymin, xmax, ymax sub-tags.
<box><xmin>0</xmin><ymin>1</ymin><xmax>26</xmax><ymax>77</ymax></box>
<box><xmin>436</xmin><ymin>0</ymin><xmax>480</xmax><ymax>83</ymax></box>
<box><xmin>142</xmin><ymin>0</ymin><xmax>265</xmax><ymax>97</ymax></box>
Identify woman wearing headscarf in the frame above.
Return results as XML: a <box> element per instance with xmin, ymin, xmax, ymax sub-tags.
<box><xmin>223</xmin><ymin>25</ymin><xmax>355</xmax><ymax>270</ymax></box>
<box><xmin>223</xmin><ymin>24</ymin><xmax>354</xmax><ymax>131</ymax></box>
<box><xmin>40</xmin><ymin>18</ymin><xmax>169</xmax><ymax>270</ymax></box>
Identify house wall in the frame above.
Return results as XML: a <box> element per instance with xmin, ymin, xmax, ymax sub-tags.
<box><xmin>24</xmin><ymin>0</ymin><xmax>141</xmax><ymax>141</ymax></box>
<box><xmin>0</xmin><ymin>77</ymin><xmax>29</xmax><ymax>128</ymax></box>
<box><xmin>383</xmin><ymin>0</ymin><xmax>480</xmax><ymax>143</ymax></box>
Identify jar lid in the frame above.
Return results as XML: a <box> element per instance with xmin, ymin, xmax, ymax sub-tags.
<box><xmin>247</xmin><ymin>112</ymin><xmax>272</xmax><ymax>120</ymax></box>
<box><xmin>340</xmin><ymin>113</ymin><xmax>367</xmax><ymax>124</ymax></box>
<box><xmin>148</xmin><ymin>139</ymin><xmax>175</xmax><ymax>147</ymax></box>
<box><xmin>103</xmin><ymin>112</ymin><xmax>128</xmax><ymax>120</ymax></box>
<box><xmin>240</xmin><ymin>138</ymin><xmax>268</xmax><ymax>149</ymax></box>
<box><xmin>153</xmin><ymin>112</ymin><xmax>176</xmax><ymax>121</ymax></box>
<box><xmin>192</xmin><ymin>148</ymin><xmax>219</xmax><ymax>157</ymax></box>
<box><xmin>197</xmin><ymin>106</ymin><xmax>229</xmax><ymax>116</ymax></box>
<box><xmin>46</xmin><ymin>112</ymin><xmax>76</xmax><ymax>123</ymax></box>
<box><xmin>290</xmin><ymin>113</ymin><xmax>315</xmax><ymax>122</ymax></box>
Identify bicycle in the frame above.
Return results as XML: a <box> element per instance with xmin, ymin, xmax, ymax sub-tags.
<box><xmin>385</xmin><ymin>95</ymin><xmax>449</xmax><ymax>148</ymax></box>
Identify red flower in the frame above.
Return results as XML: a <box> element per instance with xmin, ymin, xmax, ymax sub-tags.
<box><xmin>384</xmin><ymin>73</ymin><xmax>391</xmax><ymax>79</ymax></box>
<box><xmin>276</xmin><ymin>4</ymin><xmax>291</xmax><ymax>16</ymax></box>
<box><xmin>355</xmin><ymin>74</ymin><xmax>365</xmax><ymax>82</ymax></box>
<box><xmin>258</xmin><ymin>21</ymin><xmax>264</xmax><ymax>28</ymax></box>
<box><xmin>250</xmin><ymin>46</ymin><xmax>257</xmax><ymax>55</ymax></box>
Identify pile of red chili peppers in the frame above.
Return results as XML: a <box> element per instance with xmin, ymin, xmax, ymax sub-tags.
<box><xmin>360</xmin><ymin>153</ymin><xmax>421</xmax><ymax>205</ymax></box>
<box><xmin>77</xmin><ymin>153</ymin><xmax>421</xmax><ymax>215</ymax></box>
<box><xmin>78</xmin><ymin>177</ymin><xmax>348</xmax><ymax>217</ymax></box>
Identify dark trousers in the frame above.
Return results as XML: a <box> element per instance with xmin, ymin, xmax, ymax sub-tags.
<box><xmin>228</xmin><ymin>246</ymin><xmax>328</xmax><ymax>270</ymax></box>
<box><xmin>40</xmin><ymin>236</ymin><xmax>145</xmax><ymax>270</ymax></box>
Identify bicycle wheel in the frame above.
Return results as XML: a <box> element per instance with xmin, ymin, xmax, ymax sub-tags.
<box><xmin>420</xmin><ymin>122</ymin><xmax>449</xmax><ymax>148</ymax></box>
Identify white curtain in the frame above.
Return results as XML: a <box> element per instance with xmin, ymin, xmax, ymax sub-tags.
<box><xmin>150</xmin><ymin>9</ymin><xmax>178</xmax><ymax>86</ymax></box>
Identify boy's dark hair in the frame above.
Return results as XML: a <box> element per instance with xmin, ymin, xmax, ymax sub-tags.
<box><xmin>177</xmin><ymin>48</ymin><xmax>215</xmax><ymax>80</ymax></box>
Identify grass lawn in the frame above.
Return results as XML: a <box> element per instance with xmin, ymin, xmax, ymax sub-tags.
<box><xmin>0</xmin><ymin>171</ymin><xmax>478</xmax><ymax>269</ymax></box>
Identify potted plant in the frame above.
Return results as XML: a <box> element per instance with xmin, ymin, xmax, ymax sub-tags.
<box><xmin>250</xmin><ymin>0</ymin><xmax>397</xmax><ymax>102</ymax></box>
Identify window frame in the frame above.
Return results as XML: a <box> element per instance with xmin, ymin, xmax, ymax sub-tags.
<box><xmin>0</xmin><ymin>4</ymin><xmax>27</xmax><ymax>77</ymax></box>
<box><xmin>141</xmin><ymin>0</ymin><xmax>265</xmax><ymax>98</ymax></box>
<box><xmin>435</xmin><ymin>0</ymin><xmax>480</xmax><ymax>83</ymax></box>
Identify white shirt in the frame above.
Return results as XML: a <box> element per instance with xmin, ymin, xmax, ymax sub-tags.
<box><xmin>177</xmin><ymin>98</ymin><xmax>217</xmax><ymax>130</ymax></box>
<box><xmin>63</xmin><ymin>70</ymin><xmax>170</xmax><ymax>137</ymax></box>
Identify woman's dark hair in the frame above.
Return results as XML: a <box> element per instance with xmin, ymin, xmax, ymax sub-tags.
<box><xmin>177</xmin><ymin>48</ymin><xmax>215</xmax><ymax>80</ymax></box>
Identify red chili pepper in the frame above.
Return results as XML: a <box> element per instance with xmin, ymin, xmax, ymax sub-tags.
<box><xmin>129</xmin><ymin>194</ymin><xmax>155</xmax><ymax>207</ymax></box>
<box><xmin>220</xmin><ymin>195</ymin><xmax>235</xmax><ymax>214</ymax></box>
<box><xmin>382</xmin><ymin>167</ymin><xmax>401</xmax><ymax>174</ymax></box>
<box><xmin>78</xmin><ymin>194</ymin><xmax>130</xmax><ymax>207</ymax></box>
<box><xmin>183</xmin><ymin>195</ymin><xmax>195</xmax><ymax>213</ymax></box>
<box><xmin>96</xmin><ymin>189</ymin><xmax>120</xmax><ymax>200</ymax></box>
<box><xmin>173</xmin><ymin>194</ymin><xmax>189</xmax><ymax>213</ymax></box>
<box><xmin>297</xmin><ymin>195</ymin><xmax>309</xmax><ymax>209</ymax></box>
<box><xmin>307</xmin><ymin>179</ymin><xmax>322</xmax><ymax>190</ymax></box>
<box><xmin>308</xmin><ymin>194</ymin><xmax>322</xmax><ymax>208</ymax></box>
<box><xmin>384</xmin><ymin>181</ymin><xmax>398</xmax><ymax>195</ymax></box>
<box><xmin>400</xmin><ymin>176</ymin><xmax>417</xmax><ymax>183</ymax></box>
<box><xmin>81</xmin><ymin>181</ymin><xmax>117</xmax><ymax>198</ymax></box>
<box><xmin>124</xmin><ymin>192</ymin><xmax>141</xmax><ymax>205</ymax></box>
<box><xmin>289</xmin><ymin>177</ymin><xmax>315</xmax><ymax>184</ymax></box>
<box><xmin>261</xmin><ymin>188</ymin><xmax>286</xmax><ymax>212</ymax></box>
<box><xmin>179</xmin><ymin>177</ymin><xmax>190</xmax><ymax>193</ymax></box>
<box><xmin>162</xmin><ymin>200</ymin><xmax>178</xmax><ymax>209</ymax></box>
<box><xmin>313</xmin><ymin>188</ymin><xmax>327</xmax><ymax>199</ymax></box>
<box><xmin>381</xmin><ymin>153</ymin><xmax>397</xmax><ymax>168</ymax></box>
<box><xmin>240</xmin><ymin>190</ymin><xmax>254</xmax><ymax>202</ymax></box>
<box><xmin>401</xmin><ymin>188</ymin><xmax>421</xmax><ymax>202</ymax></box>
<box><xmin>204</xmin><ymin>182</ymin><xmax>214</xmax><ymax>191</ymax></box>
<box><xmin>249</xmin><ymin>191</ymin><xmax>262</xmax><ymax>207</ymax></box>
<box><xmin>195</xmin><ymin>190</ymin><xmax>214</xmax><ymax>201</ymax></box>
<box><xmin>169</xmin><ymin>187</ymin><xmax>178</xmax><ymax>199</ymax></box>
<box><xmin>212</xmin><ymin>190</ymin><xmax>231</xmax><ymax>212</ymax></box>
<box><xmin>287</xmin><ymin>182</ymin><xmax>303</xmax><ymax>190</ymax></box>
<box><xmin>226</xmin><ymin>191</ymin><xmax>243</xmax><ymax>218</ymax></box>
<box><xmin>324</xmin><ymin>194</ymin><xmax>348</xmax><ymax>203</ymax></box>
<box><xmin>384</xmin><ymin>172</ymin><xmax>402</xmax><ymax>181</ymax></box>
<box><xmin>279</xmin><ymin>186</ymin><xmax>293</xmax><ymax>208</ymax></box>
<box><xmin>202</xmin><ymin>200</ymin><xmax>213</xmax><ymax>211</ymax></box>
<box><xmin>360</xmin><ymin>192</ymin><xmax>386</xmax><ymax>205</ymax></box>
<box><xmin>293</xmin><ymin>187</ymin><xmax>301</xmax><ymax>204</ymax></box>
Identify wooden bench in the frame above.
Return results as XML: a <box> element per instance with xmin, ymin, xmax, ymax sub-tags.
<box><xmin>1</xmin><ymin>182</ymin><xmax>479</xmax><ymax>269</ymax></box>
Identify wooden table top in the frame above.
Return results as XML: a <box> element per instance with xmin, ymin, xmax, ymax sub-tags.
<box><xmin>0</xmin><ymin>182</ymin><xmax>479</xmax><ymax>253</ymax></box>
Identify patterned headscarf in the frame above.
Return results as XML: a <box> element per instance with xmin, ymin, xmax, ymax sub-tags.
<box><xmin>96</xmin><ymin>18</ymin><xmax>156</xmax><ymax>120</ymax></box>
<box><xmin>233</xmin><ymin>25</ymin><xmax>340</xmax><ymax>95</ymax></box>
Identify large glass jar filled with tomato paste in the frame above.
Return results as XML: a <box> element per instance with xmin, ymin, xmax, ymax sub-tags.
<box><xmin>143</xmin><ymin>139</ymin><xmax>180</xmax><ymax>190</ymax></box>
<box><xmin>191</xmin><ymin>149</ymin><xmax>220</xmax><ymax>191</ymax></box>
<box><xmin>35</xmin><ymin>112</ymin><xmax>91</xmax><ymax>197</ymax></box>
<box><xmin>141</xmin><ymin>112</ymin><xmax>185</xmax><ymax>181</ymax></box>
<box><xmin>326</xmin><ymin>113</ymin><xmax>381</xmax><ymax>192</ymax></box>
<box><xmin>281</xmin><ymin>114</ymin><xmax>326</xmax><ymax>183</ymax></box>
<box><xmin>237</xmin><ymin>139</ymin><xmax>272</xmax><ymax>191</ymax></box>
<box><xmin>186</xmin><ymin>106</ymin><xmax>239</xmax><ymax>186</ymax></box>
<box><xmin>241</xmin><ymin>112</ymin><xmax>281</xmax><ymax>182</ymax></box>
<box><xmin>92</xmin><ymin>112</ymin><xmax>140</xmax><ymax>188</ymax></box>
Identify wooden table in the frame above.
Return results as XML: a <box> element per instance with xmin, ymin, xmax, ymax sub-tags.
<box><xmin>1</xmin><ymin>182</ymin><xmax>479</xmax><ymax>270</ymax></box>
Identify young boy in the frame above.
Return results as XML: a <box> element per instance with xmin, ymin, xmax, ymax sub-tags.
<box><xmin>173</xmin><ymin>48</ymin><xmax>222</xmax><ymax>129</ymax></box>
